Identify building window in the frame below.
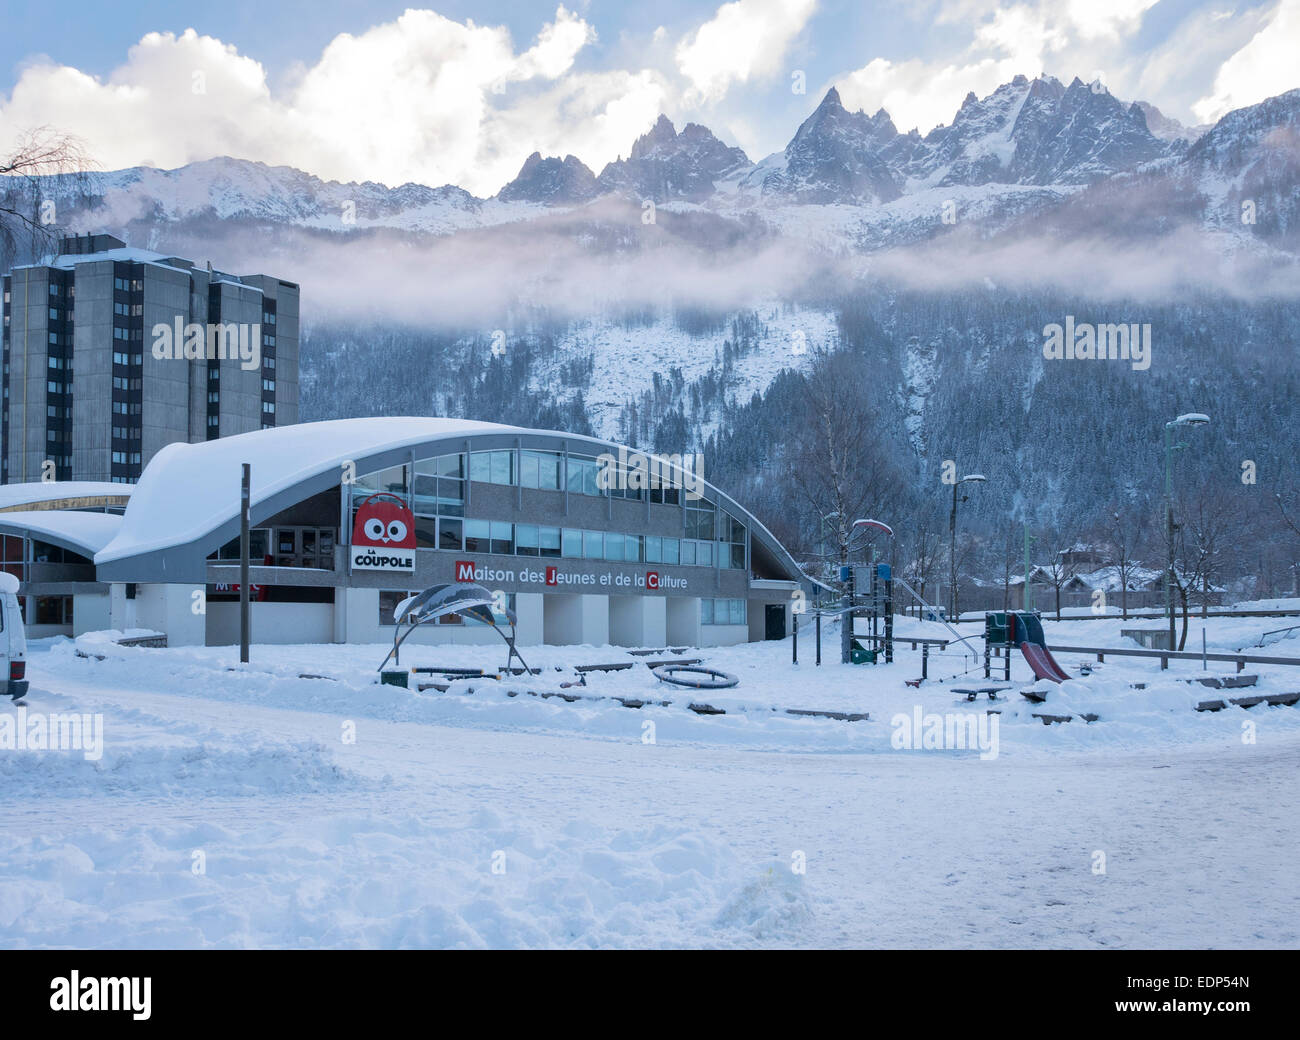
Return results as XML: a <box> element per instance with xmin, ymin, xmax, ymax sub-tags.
<box><xmin>565</xmin><ymin>455</ymin><xmax>602</xmax><ymax>496</ymax></box>
<box><xmin>469</xmin><ymin>450</ymin><xmax>514</xmax><ymax>485</ymax></box>
<box><xmin>34</xmin><ymin>596</ymin><xmax>74</xmax><ymax>626</ymax></box>
<box><xmin>519</xmin><ymin>450</ymin><xmax>561</xmax><ymax>491</ymax></box>
<box><xmin>702</xmin><ymin>599</ymin><xmax>746</xmax><ymax>626</ymax></box>
<box><xmin>562</xmin><ymin>528</ymin><xmax>582</xmax><ymax>558</ymax></box>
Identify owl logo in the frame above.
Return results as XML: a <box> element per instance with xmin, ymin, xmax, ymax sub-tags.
<box><xmin>352</xmin><ymin>493</ymin><xmax>415</xmax><ymax>550</ymax></box>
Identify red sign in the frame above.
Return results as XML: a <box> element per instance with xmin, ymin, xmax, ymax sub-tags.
<box><xmin>351</xmin><ymin>493</ymin><xmax>416</xmax><ymax>573</ymax></box>
<box><xmin>213</xmin><ymin>583</ymin><xmax>266</xmax><ymax>601</ymax></box>
<box><xmin>455</xmin><ymin>560</ymin><xmax>476</xmax><ymax>582</ymax></box>
<box><xmin>545</xmin><ymin>566</ymin><xmax>558</xmax><ymax>586</ymax></box>
<box><xmin>646</xmin><ymin>571</ymin><xmax>660</xmax><ymax>590</ymax></box>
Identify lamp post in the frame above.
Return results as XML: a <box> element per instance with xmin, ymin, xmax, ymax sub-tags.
<box><xmin>948</xmin><ymin>474</ymin><xmax>986</xmax><ymax>621</ymax></box>
<box><xmin>1164</xmin><ymin>413</ymin><xmax>1210</xmax><ymax>650</ymax></box>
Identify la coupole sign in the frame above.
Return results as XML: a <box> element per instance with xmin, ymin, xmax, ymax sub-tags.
<box><xmin>350</xmin><ymin>493</ymin><xmax>416</xmax><ymax>572</ymax></box>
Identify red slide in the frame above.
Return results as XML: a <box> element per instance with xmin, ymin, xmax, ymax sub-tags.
<box><xmin>1019</xmin><ymin>641</ymin><xmax>1071</xmax><ymax>683</ymax></box>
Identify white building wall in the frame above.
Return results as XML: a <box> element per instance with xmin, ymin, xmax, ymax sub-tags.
<box><xmin>543</xmin><ymin>593</ymin><xmax>582</xmax><ymax>645</ymax></box>
<box><xmin>72</xmin><ymin>592</ymin><xmax>111</xmax><ymax>636</ymax></box>
<box><xmin>579</xmin><ymin>594</ymin><xmax>608</xmax><ymax>646</ymax></box>
<box><xmin>133</xmin><ymin>583</ymin><xmax>205</xmax><ymax>645</ymax></box>
<box><xmin>515</xmin><ymin>592</ymin><xmax>544</xmax><ymax>646</ymax></box>
<box><xmin>666</xmin><ymin>597</ymin><xmax>700</xmax><ymax>647</ymax></box>
<box><xmin>703</xmin><ymin>624</ymin><xmax>749</xmax><ymax>647</ymax></box>
<box><xmin>206</xmin><ymin>602</ymin><xmax>333</xmax><ymax>646</ymax></box>
<box><xmin>643</xmin><ymin>597</ymin><xmax>667</xmax><ymax>648</ymax></box>
<box><xmin>607</xmin><ymin>596</ymin><xmax>643</xmax><ymax>647</ymax></box>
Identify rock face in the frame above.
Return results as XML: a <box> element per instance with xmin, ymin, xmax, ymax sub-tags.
<box><xmin>901</xmin><ymin>75</ymin><xmax>1172</xmax><ymax>188</ymax></box>
<box><xmin>1179</xmin><ymin>88</ymin><xmax>1300</xmax><ymax>241</ymax></box>
<box><xmin>594</xmin><ymin>115</ymin><xmax>752</xmax><ymax>202</ymax></box>
<box><xmin>1135</xmin><ymin>101</ymin><xmax>1209</xmax><ymax>143</ymax></box>
<box><xmin>743</xmin><ymin>87</ymin><xmax>905</xmax><ymax>204</ymax></box>
<box><xmin>497</xmin><ymin>152</ymin><xmax>598</xmax><ymax>205</ymax></box>
<box><xmin>740</xmin><ymin>76</ymin><xmax>1177</xmax><ymax>202</ymax></box>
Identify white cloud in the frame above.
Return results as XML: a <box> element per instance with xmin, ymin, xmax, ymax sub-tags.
<box><xmin>676</xmin><ymin>0</ymin><xmax>817</xmax><ymax>104</ymax></box>
<box><xmin>835</xmin><ymin>0</ymin><xmax>1161</xmax><ymax>134</ymax></box>
<box><xmin>1194</xmin><ymin>0</ymin><xmax>1300</xmax><ymax>122</ymax></box>
<box><xmin>840</xmin><ymin>56</ymin><xmax>1029</xmax><ymax>133</ymax></box>
<box><xmin>0</xmin><ymin>7</ymin><xmax>667</xmax><ymax>196</ymax></box>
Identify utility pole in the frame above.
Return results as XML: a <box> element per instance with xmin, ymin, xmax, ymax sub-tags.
<box><xmin>1165</xmin><ymin>414</ymin><xmax>1210</xmax><ymax>650</ymax></box>
<box><xmin>1024</xmin><ymin>523</ymin><xmax>1034</xmax><ymax>612</ymax></box>
<box><xmin>948</xmin><ymin>473</ymin><xmax>986</xmax><ymax>621</ymax></box>
<box><xmin>240</xmin><ymin>463</ymin><xmax>251</xmax><ymax>664</ymax></box>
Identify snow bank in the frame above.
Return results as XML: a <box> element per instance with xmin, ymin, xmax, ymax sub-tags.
<box><xmin>0</xmin><ymin>813</ymin><xmax>808</xmax><ymax>949</ymax></box>
<box><xmin>0</xmin><ymin>739</ymin><xmax>366</xmax><ymax>798</ymax></box>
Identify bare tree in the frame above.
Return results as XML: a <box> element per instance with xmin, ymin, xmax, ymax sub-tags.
<box><xmin>0</xmin><ymin>127</ymin><xmax>96</xmax><ymax>265</ymax></box>
<box><xmin>1176</xmin><ymin>484</ymin><xmax>1236</xmax><ymax>636</ymax></box>
<box><xmin>791</xmin><ymin>349</ymin><xmax>907</xmax><ymax>570</ymax></box>
<box><xmin>1040</xmin><ymin>527</ymin><xmax>1082</xmax><ymax>620</ymax></box>
<box><xmin>1105</xmin><ymin>500</ymin><xmax>1147</xmax><ymax>619</ymax></box>
<box><xmin>901</xmin><ymin>508</ymin><xmax>945</xmax><ymax>617</ymax></box>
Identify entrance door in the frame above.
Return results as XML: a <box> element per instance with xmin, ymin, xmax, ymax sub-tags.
<box><xmin>764</xmin><ymin>603</ymin><xmax>786</xmax><ymax>640</ymax></box>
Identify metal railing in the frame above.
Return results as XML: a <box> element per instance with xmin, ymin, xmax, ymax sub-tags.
<box><xmin>1047</xmin><ymin>644</ymin><xmax>1300</xmax><ymax>672</ymax></box>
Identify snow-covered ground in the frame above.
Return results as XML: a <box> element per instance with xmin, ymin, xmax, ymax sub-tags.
<box><xmin>2</xmin><ymin>612</ymin><xmax>1299</xmax><ymax>949</ymax></box>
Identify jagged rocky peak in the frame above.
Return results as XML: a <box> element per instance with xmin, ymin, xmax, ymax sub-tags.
<box><xmin>595</xmin><ymin>114</ymin><xmax>751</xmax><ymax>202</ymax></box>
<box><xmin>630</xmin><ymin>114</ymin><xmax>680</xmax><ymax>159</ymax></box>
<box><xmin>497</xmin><ymin>151</ymin><xmax>597</xmax><ymax>205</ymax></box>
<box><xmin>1134</xmin><ymin>102</ymin><xmax>1208</xmax><ymax>143</ymax></box>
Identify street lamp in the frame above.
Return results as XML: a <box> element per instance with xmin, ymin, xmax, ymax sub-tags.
<box><xmin>949</xmin><ymin>473</ymin><xmax>986</xmax><ymax>621</ymax></box>
<box><xmin>1164</xmin><ymin>413</ymin><xmax>1210</xmax><ymax>649</ymax></box>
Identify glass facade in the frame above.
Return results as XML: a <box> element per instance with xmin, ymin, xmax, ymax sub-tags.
<box><xmin>701</xmin><ymin>599</ymin><xmax>747</xmax><ymax>625</ymax></box>
<box><xmin>346</xmin><ymin>447</ymin><xmax>749</xmax><ymax>572</ymax></box>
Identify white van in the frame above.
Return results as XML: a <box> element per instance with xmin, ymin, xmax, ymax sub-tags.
<box><xmin>0</xmin><ymin>572</ymin><xmax>28</xmax><ymax>701</ymax></box>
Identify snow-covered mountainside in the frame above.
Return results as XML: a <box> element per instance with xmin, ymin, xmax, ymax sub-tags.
<box><xmin>34</xmin><ymin>75</ymin><xmax>1292</xmax><ymax>248</ymax></box>
<box><xmin>12</xmin><ymin>75</ymin><xmax>1300</xmax><ymax>544</ymax></box>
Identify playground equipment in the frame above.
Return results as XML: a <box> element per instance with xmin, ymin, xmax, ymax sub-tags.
<box><xmin>984</xmin><ymin>610</ymin><xmax>1071</xmax><ymax>683</ymax></box>
<box><xmin>791</xmin><ymin>561</ymin><xmax>981</xmax><ymax>681</ymax></box>
<box><xmin>651</xmin><ymin>664</ymin><xmax>740</xmax><ymax>690</ymax></box>
<box><xmin>377</xmin><ymin>582</ymin><xmax>533</xmax><ymax>677</ymax></box>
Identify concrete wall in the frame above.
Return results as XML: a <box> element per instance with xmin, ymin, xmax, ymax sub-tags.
<box><xmin>130</xmin><ymin>583</ymin><xmax>205</xmax><ymax>646</ymax></box>
<box><xmin>7</xmin><ymin>265</ymin><xmax>50</xmax><ymax>483</ymax></box>
<box><xmin>543</xmin><ymin>593</ymin><xmax>582</xmax><ymax>645</ymax></box>
<box><xmin>72</xmin><ymin>591</ymin><xmax>111</xmax><ymax>636</ymax></box>
<box><xmin>666</xmin><ymin>597</ymin><xmax>700</xmax><ymax>647</ymax></box>
<box><xmin>206</xmin><ymin>602</ymin><xmax>333</xmax><ymax>646</ymax></box>
<box><xmin>71</xmin><ymin>260</ymin><xmax>114</xmax><ymax>482</ymax></box>
<box><xmin>703</xmin><ymin>623</ymin><xmax>749</xmax><ymax>647</ymax></box>
<box><xmin>141</xmin><ymin>263</ymin><xmax>194</xmax><ymax>468</ymax></box>
<box><xmin>579</xmin><ymin>594</ymin><xmax>609</xmax><ymax>646</ymax></box>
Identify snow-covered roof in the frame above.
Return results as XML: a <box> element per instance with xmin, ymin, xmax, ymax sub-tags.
<box><xmin>0</xmin><ymin>481</ymin><xmax>132</xmax><ymax>513</ymax></box>
<box><xmin>97</xmin><ymin>418</ymin><xmax>508</xmax><ymax>566</ymax></box>
<box><xmin>14</xmin><ymin>246</ymin><xmax>170</xmax><ymax>271</ymax></box>
<box><xmin>0</xmin><ymin>509</ymin><xmax>122</xmax><ymax>556</ymax></box>
<box><xmin>93</xmin><ymin>417</ymin><xmax>812</xmax><ymax>591</ymax></box>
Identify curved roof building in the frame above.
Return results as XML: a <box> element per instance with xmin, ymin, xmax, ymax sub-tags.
<box><xmin>77</xmin><ymin>418</ymin><xmax>812</xmax><ymax>648</ymax></box>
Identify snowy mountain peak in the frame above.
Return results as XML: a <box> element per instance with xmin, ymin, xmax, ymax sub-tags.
<box><xmin>497</xmin><ymin>152</ymin><xmax>597</xmax><ymax>205</ymax></box>
<box><xmin>595</xmin><ymin>115</ymin><xmax>751</xmax><ymax>202</ymax></box>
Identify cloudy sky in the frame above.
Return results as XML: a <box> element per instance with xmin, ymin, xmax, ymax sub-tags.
<box><xmin>0</xmin><ymin>0</ymin><xmax>1295</xmax><ymax>195</ymax></box>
